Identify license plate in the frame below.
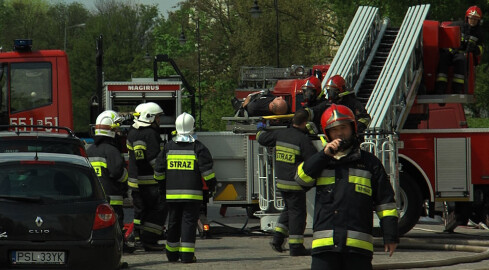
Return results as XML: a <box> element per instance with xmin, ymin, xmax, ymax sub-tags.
<box><xmin>12</xmin><ymin>251</ymin><xmax>65</xmax><ymax>264</ymax></box>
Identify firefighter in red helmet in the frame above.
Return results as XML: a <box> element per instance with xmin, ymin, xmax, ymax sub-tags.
<box><xmin>295</xmin><ymin>104</ymin><xmax>399</xmax><ymax>270</ymax></box>
<box><xmin>435</xmin><ymin>6</ymin><xmax>484</xmax><ymax>94</ymax></box>
<box><xmin>300</xmin><ymin>76</ymin><xmax>329</xmax><ymax>134</ymax></box>
<box><xmin>324</xmin><ymin>75</ymin><xmax>371</xmax><ymax>136</ymax></box>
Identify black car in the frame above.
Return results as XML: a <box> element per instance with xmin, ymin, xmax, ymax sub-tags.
<box><xmin>0</xmin><ymin>152</ymin><xmax>122</xmax><ymax>269</ymax></box>
<box><xmin>0</xmin><ymin>126</ymin><xmax>87</xmax><ymax>156</ymax></box>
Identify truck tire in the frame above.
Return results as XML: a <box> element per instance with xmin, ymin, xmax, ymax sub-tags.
<box><xmin>398</xmin><ymin>173</ymin><xmax>423</xmax><ymax>235</ymax></box>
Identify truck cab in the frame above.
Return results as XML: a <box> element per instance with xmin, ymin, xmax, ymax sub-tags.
<box><xmin>0</xmin><ymin>39</ymin><xmax>73</xmax><ymax>131</ymax></box>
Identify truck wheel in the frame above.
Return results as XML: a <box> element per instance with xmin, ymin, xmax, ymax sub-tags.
<box><xmin>398</xmin><ymin>173</ymin><xmax>423</xmax><ymax>236</ymax></box>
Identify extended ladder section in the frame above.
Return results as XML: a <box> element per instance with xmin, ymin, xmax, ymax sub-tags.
<box><xmin>366</xmin><ymin>4</ymin><xmax>430</xmax><ymax>132</ymax></box>
<box><xmin>322</xmin><ymin>6</ymin><xmax>382</xmax><ymax>94</ymax></box>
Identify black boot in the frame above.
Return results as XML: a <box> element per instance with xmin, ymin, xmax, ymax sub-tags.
<box><xmin>270</xmin><ymin>232</ymin><xmax>286</xmax><ymax>253</ymax></box>
<box><xmin>434</xmin><ymin>81</ymin><xmax>447</xmax><ymax>95</ymax></box>
<box><xmin>289</xmin><ymin>244</ymin><xmax>311</xmax><ymax>256</ymax></box>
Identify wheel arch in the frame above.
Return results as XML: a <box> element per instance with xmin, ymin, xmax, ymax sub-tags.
<box><xmin>399</xmin><ymin>154</ymin><xmax>433</xmax><ymax>203</ymax></box>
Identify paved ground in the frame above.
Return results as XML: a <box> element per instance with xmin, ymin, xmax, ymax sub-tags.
<box><xmin>122</xmin><ymin>205</ymin><xmax>489</xmax><ymax>270</ymax></box>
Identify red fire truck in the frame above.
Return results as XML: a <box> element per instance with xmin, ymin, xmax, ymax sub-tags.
<box><xmin>0</xmin><ymin>39</ymin><xmax>73</xmax><ymax>131</ymax></box>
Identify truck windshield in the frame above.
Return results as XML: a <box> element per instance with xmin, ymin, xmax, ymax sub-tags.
<box><xmin>10</xmin><ymin>62</ymin><xmax>52</xmax><ymax>112</ymax></box>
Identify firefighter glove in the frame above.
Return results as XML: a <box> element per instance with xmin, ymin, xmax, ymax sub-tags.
<box><xmin>467</xmin><ymin>40</ymin><xmax>477</xmax><ymax>53</ymax></box>
<box><xmin>256</xmin><ymin>122</ymin><xmax>266</xmax><ymax>131</ymax></box>
<box><xmin>206</xmin><ymin>178</ymin><xmax>217</xmax><ymax>196</ymax></box>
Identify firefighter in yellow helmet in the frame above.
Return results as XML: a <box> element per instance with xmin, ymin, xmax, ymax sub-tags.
<box><xmin>126</xmin><ymin>102</ymin><xmax>167</xmax><ymax>251</ymax></box>
<box><xmin>154</xmin><ymin>112</ymin><xmax>217</xmax><ymax>263</ymax></box>
<box><xmin>295</xmin><ymin>104</ymin><xmax>398</xmax><ymax>269</ymax></box>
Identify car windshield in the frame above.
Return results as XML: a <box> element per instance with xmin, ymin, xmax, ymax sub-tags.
<box><xmin>0</xmin><ymin>140</ymin><xmax>82</xmax><ymax>155</ymax></box>
<box><xmin>0</xmin><ymin>163</ymin><xmax>95</xmax><ymax>203</ymax></box>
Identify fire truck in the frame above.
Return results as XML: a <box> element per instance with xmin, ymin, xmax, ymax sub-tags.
<box><xmin>0</xmin><ymin>39</ymin><xmax>73</xmax><ymax>131</ymax></box>
<box><xmin>4</xmin><ymin>4</ymin><xmax>488</xmax><ymax>236</ymax></box>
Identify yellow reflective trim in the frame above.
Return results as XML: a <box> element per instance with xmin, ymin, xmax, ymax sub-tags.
<box><xmin>276</xmin><ymin>150</ymin><xmax>295</xmax><ymax>163</ymax></box>
<box><xmin>349</xmin><ymin>176</ymin><xmax>371</xmax><ymax>187</ymax></box>
<box><xmin>204</xmin><ymin>173</ymin><xmax>215</xmax><ymax>181</ymax></box>
<box><xmin>167</xmin><ymin>194</ymin><xmax>203</xmax><ymax>200</ymax></box>
<box><xmin>297</xmin><ymin>162</ymin><xmax>314</xmax><ymax>183</ymax></box>
<box><xmin>312</xmin><ymin>237</ymin><xmax>334</xmax><ymax>249</ymax></box>
<box><xmin>167</xmin><ymin>160</ymin><xmax>194</xmax><ymax>170</ymax></box>
<box><xmin>355</xmin><ymin>184</ymin><xmax>372</xmax><ymax>196</ymax></box>
<box><xmin>289</xmin><ymin>238</ymin><xmax>304</xmax><ymax>244</ymax></box>
<box><xmin>276</xmin><ymin>145</ymin><xmax>300</xmax><ymax>155</ymax></box>
<box><xmin>179</xmin><ymin>247</ymin><xmax>195</xmax><ymax>253</ymax></box>
<box><xmin>90</xmin><ymin>161</ymin><xmax>107</xmax><ymax>168</ymax></box>
<box><xmin>154</xmin><ymin>174</ymin><xmax>165</xmax><ymax>180</ymax></box>
<box><xmin>110</xmin><ymin>200</ymin><xmax>123</xmax><ymax>206</ymax></box>
<box><xmin>134</xmin><ymin>145</ymin><xmax>147</xmax><ymax>150</ymax></box>
<box><xmin>128</xmin><ymin>182</ymin><xmax>139</xmax><ymax>188</ymax></box>
<box><xmin>320</xmin><ymin>136</ymin><xmax>327</xmax><ymax>147</ymax></box>
<box><xmin>377</xmin><ymin>209</ymin><xmax>399</xmax><ymax>219</ymax></box>
<box><xmin>436</xmin><ymin>77</ymin><xmax>448</xmax><ymax>82</ymax></box>
<box><xmin>138</xmin><ymin>179</ymin><xmax>158</xmax><ymax>185</ymax></box>
<box><xmin>276</xmin><ymin>183</ymin><xmax>303</xmax><ymax>190</ymax></box>
<box><xmin>317</xmin><ymin>177</ymin><xmax>335</xmax><ymax>186</ymax></box>
<box><xmin>452</xmin><ymin>78</ymin><xmax>464</xmax><ymax>84</ymax></box>
<box><xmin>167</xmin><ymin>154</ymin><xmax>196</xmax><ymax>160</ymax></box>
<box><xmin>346</xmin><ymin>238</ymin><xmax>373</xmax><ymax>252</ymax></box>
<box><xmin>133</xmin><ymin>219</ymin><xmax>141</xmax><ymax>225</ymax></box>
<box><xmin>275</xmin><ymin>226</ymin><xmax>288</xmax><ymax>234</ymax></box>
<box><xmin>126</xmin><ymin>144</ymin><xmax>134</xmax><ymax>150</ymax></box>
<box><xmin>166</xmin><ymin>245</ymin><xmax>179</xmax><ymax>252</ymax></box>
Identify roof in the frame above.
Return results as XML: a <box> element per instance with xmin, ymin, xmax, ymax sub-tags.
<box><xmin>0</xmin><ymin>152</ymin><xmax>90</xmax><ymax>167</ymax></box>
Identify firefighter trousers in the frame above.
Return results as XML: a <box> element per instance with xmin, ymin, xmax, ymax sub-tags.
<box><xmin>273</xmin><ymin>191</ymin><xmax>307</xmax><ymax>249</ymax></box>
<box><xmin>138</xmin><ymin>184</ymin><xmax>167</xmax><ymax>244</ymax></box>
<box><xmin>436</xmin><ymin>49</ymin><xmax>466</xmax><ymax>94</ymax></box>
<box><xmin>311</xmin><ymin>251</ymin><xmax>372</xmax><ymax>270</ymax></box>
<box><xmin>166</xmin><ymin>201</ymin><xmax>201</xmax><ymax>262</ymax></box>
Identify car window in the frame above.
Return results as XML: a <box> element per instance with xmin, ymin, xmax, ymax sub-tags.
<box><xmin>0</xmin><ymin>140</ymin><xmax>82</xmax><ymax>155</ymax></box>
<box><xmin>0</xmin><ymin>164</ymin><xmax>94</xmax><ymax>202</ymax></box>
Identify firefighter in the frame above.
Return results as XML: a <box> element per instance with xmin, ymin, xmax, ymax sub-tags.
<box><xmin>87</xmin><ymin>110</ymin><xmax>128</xmax><ymax>231</ymax></box>
<box><xmin>300</xmin><ymin>76</ymin><xmax>331</xmax><ymax>135</ymax></box>
<box><xmin>435</xmin><ymin>6</ymin><xmax>484</xmax><ymax>94</ymax></box>
<box><xmin>295</xmin><ymin>104</ymin><xmax>399</xmax><ymax>270</ymax></box>
<box><xmin>126</xmin><ymin>102</ymin><xmax>167</xmax><ymax>251</ymax></box>
<box><xmin>154</xmin><ymin>112</ymin><xmax>217</xmax><ymax>263</ymax></box>
<box><xmin>257</xmin><ymin>109</ymin><xmax>318</xmax><ymax>256</ymax></box>
<box><xmin>325</xmin><ymin>75</ymin><xmax>371</xmax><ymax>136</ymax></box>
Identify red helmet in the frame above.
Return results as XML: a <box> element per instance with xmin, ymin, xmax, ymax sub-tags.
<box><xmin>466</xmin><ymin>6</ymin><xmax>482</xmax><ymax>21</ymax></box>
<box><xmin>320</xmin><ymin>104</ymin><xmax>357</xmax><ymax>140</ymax></box>
<box><xmin>325</xmin><ymin>75</ymin><xmax>347</xmax><ymax>102</ymax></box>
<box><xmin>301</xmin><ymin>76</ymin><xmax>321</xmax><ymax>94</ymax></box>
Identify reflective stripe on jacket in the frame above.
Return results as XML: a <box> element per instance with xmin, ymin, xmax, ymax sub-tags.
<box><xmin>295</xmin><ymin>147</ymin><xmax>398</xmax><ymax>256</ymax></box>
<box><xmin>154</xmin><ymin>139</ymin><xmax>215</xmax><ymax>202</ymax></box>
<box><xmin>257</xmin><ymin>126</ymin><xmax>317</xmax><ymax>192</ymax></box>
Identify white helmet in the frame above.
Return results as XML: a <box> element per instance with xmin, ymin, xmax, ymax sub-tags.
<box><xmin>133</xmin><ymin>102</ymin><xmax>147</xmax><ymax>120</ymax></box>
<box><xmin>95</xmin><ymin>110</ymin><xmax>122</xmax><ymax>138</ymax></box>
<box><xmin>137</xmin><ymin>102</ymin><xmax>163</xmax><ymax>127</ymax></box>
<box><xmin>174</xmin><ymin>112</ymin><xmax>195</xmax><ymax>142</ymax></box>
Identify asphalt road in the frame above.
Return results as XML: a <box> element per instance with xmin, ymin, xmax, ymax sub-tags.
<box><xmin>122</xmin><ymin>205</ymin><xmax>489</xmax><ymax>270</ymax></box>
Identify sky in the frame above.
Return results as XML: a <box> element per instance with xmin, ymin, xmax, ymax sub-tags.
<box><xmin>49</xmin><ymin>0</ymin><xmax>183</xmax><ymax>17</ymax></box>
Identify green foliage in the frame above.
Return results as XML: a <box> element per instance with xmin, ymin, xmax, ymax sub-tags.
<box><xmin>467</xmin><ymin>117</ymin><xmax>489</xmax><ymax>128</ymax></box>
<box><xmin>1</xmin><ymin>0</ymin><xmax>489</xmax><ymax>132</ymax></box>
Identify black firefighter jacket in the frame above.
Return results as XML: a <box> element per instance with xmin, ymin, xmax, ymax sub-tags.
<box><xmin>126</xmin><ymin>126</ymin><xmax>163</xmax><ymax>188</ymax></box>
<box><xmin>257</xmin><ymin>126</ymin><xmax>317</xmax><ymax>192</ymax></box>
<box><xmin>295</xmin><ymin>146</ymin><xmax>399</xmax><ymax>257</ymax></box>
<box><xmin>87</xmin><ymin>136</ymin><xmax>128</xmax><ymax>206</ymax></box>
<box><xmin>154</xmin><ymin>140</ymin><xmax>216</xmax><ymax>202</ymax></box>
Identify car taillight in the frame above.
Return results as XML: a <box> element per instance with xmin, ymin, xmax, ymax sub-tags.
<box><xmin>93</xmin><ymin>203</ymin><xmax>116</xmax><ymax>230</ymax></box>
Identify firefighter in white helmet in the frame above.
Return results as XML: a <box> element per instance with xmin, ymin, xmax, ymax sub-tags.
<box><xmin>87</xmin><ymin>110</ymin><xmax>128</xmax><ymax>243</ymax></box>
<box><xmin>126</xmin><ymin>102</ymin><xmax>167</xmax><ymax>251</ymax></box>
<box><xmin>154</xmin><ymin>112</ymin><xmax>217</xmax><ymax>263</ymax></box>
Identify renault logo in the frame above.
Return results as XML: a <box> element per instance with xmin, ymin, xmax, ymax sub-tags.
<box><xmin>35</xmin><ymin>216</ymin><xmax>43</xmax><ymax>227</ymax></box>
